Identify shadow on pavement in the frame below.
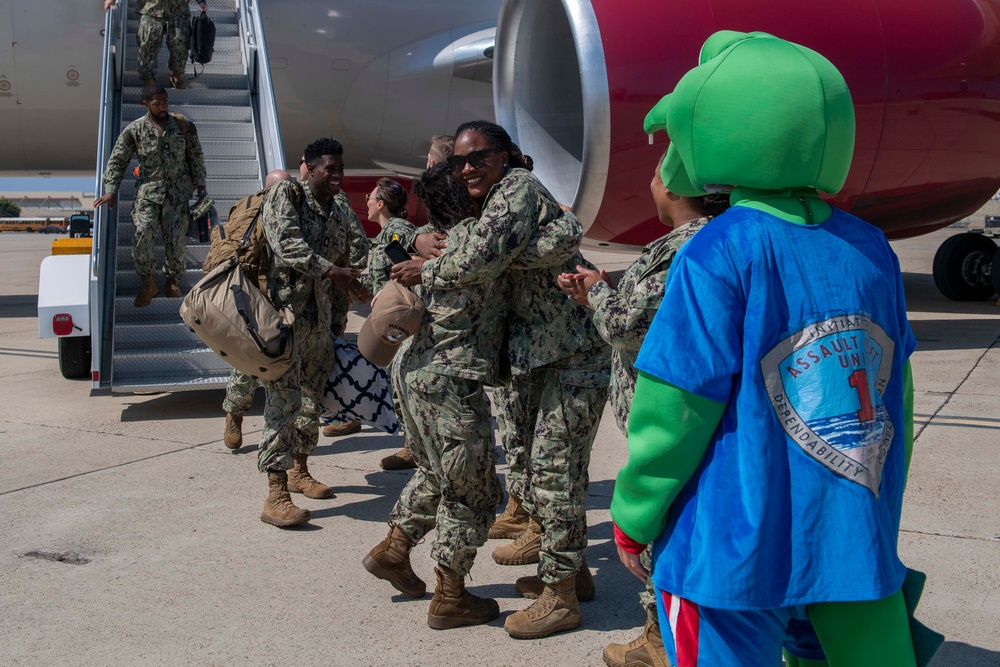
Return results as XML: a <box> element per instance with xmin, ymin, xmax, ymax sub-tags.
<box><xmin>934</xmin><ymin>641</ymin><xmax>1000</xmax><ymax>666</ymax></box>
<box><xmin>0</xmin><ymin>295</ymin><xmax>37</xmax><ymax>318</ymax></box>
<box><xmin>120</xmin><ymin>388</ymin><xmax>231</xmax><ymax>421</ymax></box>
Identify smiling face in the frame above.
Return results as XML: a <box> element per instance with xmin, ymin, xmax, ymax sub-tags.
<box><xmin>305</xmin><ymin>154</ymin><xmax>345</xmax><ymax>201</ymax></box>
<box><xmin>452</xmin><ymin>130</ymin><xmax>508</xmax><ymax>202</ymax></box>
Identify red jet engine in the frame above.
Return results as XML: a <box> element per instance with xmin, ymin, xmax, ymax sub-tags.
<box><xmin>495</xmin><ymin>0</ymin><xmax>1000</xmax><ymax>300</ymax></box>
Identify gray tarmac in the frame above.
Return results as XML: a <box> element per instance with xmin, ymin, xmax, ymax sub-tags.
<box><xmin>0</xmin><ymin>229</ymin><xmax>998</xmax><ymax>666</ymax></box>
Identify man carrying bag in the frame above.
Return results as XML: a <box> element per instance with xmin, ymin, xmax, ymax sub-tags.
<box><xmin>255</xmin><ymin>138</ymin><xmax>370</xmax><ymax>528</ymax></box>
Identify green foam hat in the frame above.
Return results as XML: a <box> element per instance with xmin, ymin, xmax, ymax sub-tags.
<box><xmin>644</xmin><ymin>31</ymin><xmax>855</xmax><ymax>195</ymax></box>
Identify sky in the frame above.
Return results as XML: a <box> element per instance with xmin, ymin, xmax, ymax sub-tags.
<box><xmin>0</xmin><ymin>177</ymin><xmax>97</xmax><ymax>194</ymax></box>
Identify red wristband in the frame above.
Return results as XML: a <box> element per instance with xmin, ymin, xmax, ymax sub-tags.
<box><xmin>614</xmin><ymin>523</ymin><xmax>647</xmax><ymax>555</ymax></box>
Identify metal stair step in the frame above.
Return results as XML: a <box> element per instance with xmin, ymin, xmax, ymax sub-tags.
<box><xmin>115</xmin><ymin>245</ymin><xmax>210</xmax><ymax>271</ymax></box>
<box><xmin>115</xmin><ymin>267</ymin><xmax>208</xmax><ymax>294</ymax></box>
<box><xmin>122</xmin><ymin>104</ymin><xmax>252</xmax><ymax>124</ymax></box>
<box><xmin>117</xmin><ymin>120</ymin><xmax>255</xmax><ymax>140</ymax></box>
<box><xmin>122</xmin><ymin>87</ymin><xmax>250</xmax><ymax>106</ymax></box>
<box><xmin>112</xmin><ymin>348</ymin><xmax>233</xmax><ymax>384</ymax></box>
<box><xmin>124</xmin><ymin>69</ymin><xmax>247</xmax><ymax>90</ymax></box>
<box><xmin>114</xmin><ymin>295</ymin><xmax>189</xmax><ymax>324</ymax></box>
<box><xmin>127</xmin><ymin>18</ymin><xmax>238</xmax><ymax>37</ymax></box>
<box><xmin>115</xmin><ymin>321</ymin><xmax>207</xmax><ymax>350</ymax></box>
<box><xmin>127</xmin><ymin>46</ymin><xmax>242</xmax><ymax>67</ymax></box>
<box><xmin>109</xmin><ymin>370</ymin><xmax>231</xmax><ymax>394</ymax></box>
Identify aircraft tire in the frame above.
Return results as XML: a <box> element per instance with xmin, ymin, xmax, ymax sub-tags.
<box><xmin>991</xmin><ymin>251</ymin><xmax>1000</xmax><ymax>298</ymax></box>
<box><xmin>932</xmin><ymin>233</ymin><xmax>998</xmax><ymax>301</ymax></box>
<box><xmin>58</xmin><ymin>336</ymin><xmax>91</xmax><ymax>380</ymax></box>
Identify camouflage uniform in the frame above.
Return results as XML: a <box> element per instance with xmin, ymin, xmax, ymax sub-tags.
<box><xmin>256</xmin><ymin>180</ymin><xmax>355</xmax><ymax>473</ymax></box>
<box><xmin>586</xmin><ymin>217</ymin><xmax>709</xmax><ymax>621</ymax></box>
<box><xmin>103</xmin><ymin>113</ymin><xmax>206</xmax><ymax>281</ymax></box>
<box><xmin>422</xmin><ymin>168</ymin><xmax>609</xmax><ymax>584</ymax></box>
<box><xmin>388</xmin><ymin>208</ymin><xmax>581</xmax><ymax>576</ymax></box>
<box><xmin>225</xmin><ymin>190</ymin><xmax>367</xmax><ymax>420</ymax></box>
<box><xmin>366</xmin><ymin>217</ymin><xmax>417</xmax><ymax>295</ymax></box>
<box><xmin>137</xmin><ymin>0</ymin><xmax>193</xmax><ymax>81</ymax></box>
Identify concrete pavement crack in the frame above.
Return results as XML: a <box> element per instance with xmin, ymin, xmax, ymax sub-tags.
<box><xmin>0</xmin><ymin>438</ymin><xmax>218</xmax><ymax>497</ymax></box>
<box><xmin>900</xmin><ymin>528</ymin><xmax>998</xmax><ymax>542</ymax></box>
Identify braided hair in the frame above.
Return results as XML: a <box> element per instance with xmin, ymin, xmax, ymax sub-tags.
<box><xmin>692</xmin><ymin>193</ymin><xmax>732</xmax><ymax>218</ymax></box>
<box><xmin>454</xmin><ymin>120</ymin><xmax>533</xmax><ymax>171</ymax></box>
<box><xmin>375</xmin><ymin>178</ymin><xmax>409</xmax><ymax>219</ymax></box>
<box><xmin>413</xmin><ymin>163</ymin><xmax>476</xmax><ymax>232</ymax></box>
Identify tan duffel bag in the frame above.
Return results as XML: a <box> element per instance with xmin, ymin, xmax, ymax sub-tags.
<box><xmin>180</xmin><ymin>257</ymin><xmax>295</xmax><ymax>382</ymax></box>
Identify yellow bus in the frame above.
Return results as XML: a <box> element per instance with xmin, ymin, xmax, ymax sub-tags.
<box><xmin>0</xmin><ymin>218</ymin><xmax>68</xmax><ymax>233</ymax></box>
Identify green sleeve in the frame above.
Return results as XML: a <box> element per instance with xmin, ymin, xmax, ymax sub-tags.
<box><xmin>611</xmin><ymin>371</ymin><xmax>726</xmax><ymax>544</ymax></box>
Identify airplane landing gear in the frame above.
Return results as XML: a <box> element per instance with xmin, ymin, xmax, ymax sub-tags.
<box><xmin>932</xmin><ymin>233</ymin><xmax>998</xmax><ymax>301</ymax></box>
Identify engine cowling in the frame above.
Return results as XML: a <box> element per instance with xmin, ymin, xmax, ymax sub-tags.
<box><xmin>494</xmin><ymin>0</ymin><xmax>1000</xmax><ymax>246</ymax></box>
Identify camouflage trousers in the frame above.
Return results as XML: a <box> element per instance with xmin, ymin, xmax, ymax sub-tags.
<box><xmin>132</xmin><ymin>196</ymin><xmax>189</xmax><ymax>281</ymax></box>
<box><xmin>137</xmin><ymin>13</ymin><xmax>190</xmax><ymax>80</ymax></box>
<box><xmin>640</xmin><ymin>546</ymin><xmax>658</xmax><ymax>625</ymax></box>
<box><xmin>497</xmin><ymin>356</ymin><xmax>609</xmax><ymax>584</ymax></box>
<box><xmin>223</xmin><ymin>369</ymin><xmax>259</xmax><ymax>416</ymax></box>
<box><xmin>258</xmin><ymin>316</ymin><xmax>335</xmax><ymax>472</ymax></box>
<box><xmin>389</xmin><ymin>370</ymin><xmax>503</xmax><ymax>577</ymax></box>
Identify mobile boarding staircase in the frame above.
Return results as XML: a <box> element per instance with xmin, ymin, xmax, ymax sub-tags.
<box><xmin>91</xmin><ymin>0</ymin><xmax>284</xmax><ymax>393</ymax></box>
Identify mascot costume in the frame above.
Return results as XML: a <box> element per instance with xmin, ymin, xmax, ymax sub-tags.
<box><xmin>610</xmin><ymin>31</ymin><xmax>943</xmax><ymax>667</ymax></box>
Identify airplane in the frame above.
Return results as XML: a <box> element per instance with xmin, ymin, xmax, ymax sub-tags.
<box><xmin>16</xmin><ymin>0</ymin><xmax>1000</xmax><ymax>391</ymax></box>
<box><xmin>8</xmin><ymin>0</ymin><xmax>1000</xmax><ymax>299</ymax></box>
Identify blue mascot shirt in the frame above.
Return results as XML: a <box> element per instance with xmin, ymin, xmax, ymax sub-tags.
<box><xmin>635</xmin><ymin>205</ymin><xmax>916</xmax><ymax>609</ymax></box>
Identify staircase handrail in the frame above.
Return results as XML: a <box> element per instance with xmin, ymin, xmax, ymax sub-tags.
<box><xmin>91</xmin><ymin>0</ymin><xmax>127</xmax><ymax>390</ymax></box>
<box><xmin>237</xmin><ymin>0</ymin><xmax>285</xmax><ymax>173</ymax></box>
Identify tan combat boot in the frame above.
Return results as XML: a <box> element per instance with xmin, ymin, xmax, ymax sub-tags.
<box><xmin>133</xmin><ymin>274</ymin><xmax>158</xmax><ymax>308</ymax></box>
<box><xmin>488</xmin><ymin>494</ymin><xmax>530</xmax><ymax>539</ymax></box>
<box><xmin>427</xmin><ymin>566</ymin><xmax>500</xmax><ymax>630</ymax></box>
<box><xmin>170</xmin><ymin>73</ymin><xmax>187</xmax><ymax>89</ymax></box>
<box><xmin>492</xmin><ymin>515</ymin><xmax>541</xmax><ymax>565</ymax></box>
<box><xmin>322</xmin><ymin>419</ymin><xmax>361</xmax><ymax>437</ymax></box>
<box><xmin>260</xmin><ymin>471</ymin><xmax>310</xmax><ymax>527</ymax></box>
<box><xmin>286</xmin><ymin>453</ymin><xmax>335</xmax><ymax>499</ymax></box>
<box><xmin>223</xmin><ymin>413</ymin><xmax>242</xmax><ymax>450</ymax></box>
<box><xmin>380</xmin><ymin>441</ymin><xmax>417</xmax><ymax>470</ymax></box>
<box><xmin>362</xmin><ymin>525</ymin><xmax>426</xmax><ymax>598</ymax></box>
<box><xmin>142</xmin><ymin>77</ymin><xmax>155</xmax><ymax>88</ymax></box>
<box><xmin>515</xmin><ymin>560</ymin><xmax>595</xmax><ymax>602</ymax></box>
<box><xmin>504</xmin><ymin>575</ymin><xmax>581</xmax><ymax>639</ymax></box>
<box><xmin>602</xmin><ymin>619</ymin><xmax>669</xmax><ymax>667</ymax></box>
<box><xmin>164</xmin><ymin>278</ymin><xmax>181</xmax><ymax>298</ymax></box>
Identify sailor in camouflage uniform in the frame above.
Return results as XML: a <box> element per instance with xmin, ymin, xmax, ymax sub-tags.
<box><xmin>557</xmin><ymin>158</ymin><xmax>730</xmax><ymax>666</ymax></box>
<box><xmin>104</xmin><ymin>0</ymin><xmax>206</xmax><ymax>89</ymax></box>
<box><xmin>364</xmin><ymin>163</ymin><xmax>583</xmax><ymax>630</ymax></box>
<box><xmin>95</xmin><ymin>85</ymin><xmax>206</xmax><ymax>308</ymax></box>
<box><xmin>403</xmin><ymin>121</ymin><xmax>610</xmax><ymax>639</ymax></box>
<box><xmin>255</xmin><ymin>138</ymin><xmax>370</xmax><ymax>528</ymax></box>
<box><xmin>360</xmin><ymin>178</ymin><xmax>420</xmax><ymax>468</ymax></box>
<box><xmin>221</xmin><ymin>175</ymin><xmax>368</xmax><ymax>450</ymax></box>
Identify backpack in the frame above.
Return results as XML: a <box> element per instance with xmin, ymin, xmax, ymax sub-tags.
<box><xmin>202</xmin><ymin>182</ymin><xmax>303</xmax><ymax>293</ymax></box>
<box><xmin>189</xmin><ymin>12</ymin><xmax>216</xmax><ymax>75</ymax></box>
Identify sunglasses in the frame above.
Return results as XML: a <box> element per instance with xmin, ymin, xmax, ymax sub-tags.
<box><xmin>447</xmin><ymin>148</ymin><xmax>501</xmax><ymax>172</ymax></box>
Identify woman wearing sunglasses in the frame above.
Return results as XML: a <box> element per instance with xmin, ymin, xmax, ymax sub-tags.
<box><xmin>393</xmin><ymin>120</ymin><xmax>610</xmax><ymax>639</ymax></box>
